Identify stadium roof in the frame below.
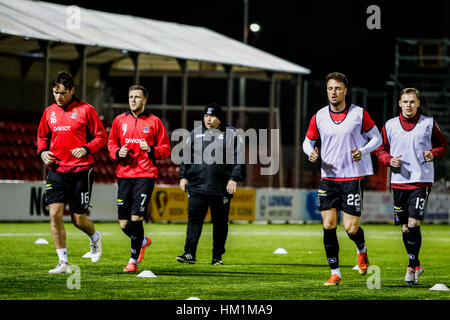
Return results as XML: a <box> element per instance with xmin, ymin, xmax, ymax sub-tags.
<box><xmin>0</xmin><ymin>0</ymin><xmax>310</xmax><ymax>78</ymax></box>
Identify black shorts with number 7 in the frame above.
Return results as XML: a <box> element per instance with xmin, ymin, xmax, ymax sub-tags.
<box><xmin>117</xmin><ymin>177</ymin><xmax>156</xmax><ymax>220</ymax></box>
<box><xmin>317</xmin><ymin>179</ymin><xmax>363</xmax><ymax>216</ymax></box>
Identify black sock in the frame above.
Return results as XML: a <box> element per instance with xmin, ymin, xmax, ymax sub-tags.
<box><xmin>323</xmin><ymin>228</ymin><xmax>339</xmax><ymax>269</ymax></box>
<box><xmin>347</xmin><ymin>227</ymin><xmax>366</xmax><ymax>252</ymax></box>
<box><xmin>130</xmin><ymin>221</ymin><xmax>144</xmax><ymax>261</ymax></box>
<box><xmin>407</xmin><ymin>226</ymin><xmax>422</xmax><ymax>268</ymax></box>
<box><xmin>121</xmin><ymin>223</ymin><xmax>131</xmax><ymax>238</ymax></box>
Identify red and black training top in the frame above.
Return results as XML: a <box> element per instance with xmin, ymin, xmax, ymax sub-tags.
<box><xmin>37</xmin><ymin>98</ymin><xmax>107</xmax><ymax>172</ymax></box>
<box><xmin>108</xmin><ymin>110</ymin><xmax>171</xmax><ymax>178</ymax></box>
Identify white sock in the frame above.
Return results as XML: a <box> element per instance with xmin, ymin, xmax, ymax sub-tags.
<box><xmin>331</xmin><ymin>268</ymin><xmax>341</xmax><ymax>278</ymax></box>
<box><xmin>141</xmin><ymin>236</ymin><xmax>147</xmax><ymax>248</ymax></box>
<box><xmin>356</xmin><ymin>244</ymin><xmax>367</xmax><ymax>254</ymax></box>
<box><xmin>56</xmin><ymin>248</ymin><xmax>68</xmax><ymax>263</ymax></box>
<box><xmin>89</xmin><ymin>231</ymin><xmax>99</xmax><ymax>243</ymax></box>
<box><xmin>128</xmin><ymin>258</ymin><xmax>138</xmax><ymax>265</ymax></box>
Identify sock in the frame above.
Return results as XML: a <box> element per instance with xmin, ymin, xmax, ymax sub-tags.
<box><xmin>331</xmin><ymin>268</ymin><xmax>341</xmax><ymax>278</ymax></box>
<box><xmin>347</xmin><ymin>227</ymin><xmax>366</xmax><ymax>253</ymax></box>
<box><xmin>141</xmin><ymin>236</ymin><xmax>147</xmax><ymax>248</ymax></box>
<box><xmin>89</xmin><ymin>231</ymin><xmax>99</xmax><ymax>243</ymax></box>
<box><xmin>407</xmin><ymin>226</ymin><xmax>422</xmax><ymax>268</ymax></box>
<box><xmin>128</xmin><ymin>257</ymin><xmax>138</xmax><ymax>266</ymax></box>
<box><xmin>121</xmin><ymin>224</ymin><xmax>132</xmax><ymax>238</ymax></box>
<box><xmin>56</xmin><ymin>248</ymin><xmax>68</xmax><ymax>263</ymax></box>
<box><xmin>323</xmin><ymin>228</ymin><xmax>339</xmax><ymax>270</ymax></box>
<box><xmin>130</xmin><ymin>221</ymin><xmax>144</xmax><ymax>261</ymax></box>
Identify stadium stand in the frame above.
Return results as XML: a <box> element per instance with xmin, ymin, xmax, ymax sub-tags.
<box><xmin>0</xmin><ymin>120</ymin><xmax>180</xmax><ymax>185</ymax></box>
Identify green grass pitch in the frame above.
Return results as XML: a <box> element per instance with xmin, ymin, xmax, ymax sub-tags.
<box><xmin>0</xmin><ymin>222</ymin><xmax>449</xmax><ymax>300</ymax></box>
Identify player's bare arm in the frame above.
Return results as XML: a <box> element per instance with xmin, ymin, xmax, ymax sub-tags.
<box><xmin>41</xmin><ymin>150</ymin><xmax>56</xmax><ymax>166</ymax></box>
<box><xmin>390</xmin><ymin>154</ymin><xmax>402</xmax><ymax>167</ymax></box>
<box><xmin>118</xmin><ymin>144</ymin><xmax>129</xmax><ymax>158</ymax></box>
<box><xmin>71</xmin><ymin>147</ymin><xmax>87</xmax><ymax>158</ymax></box>
<box><xmin>226</xmin><ymin>180</ymin><xmax>237</xmax><ymax>194</ymax></box>
<box><xmin>424</xmin><ymin>150</ymin><xmax>434</xmax><ymax>162</ymax></box>
<box><xmin>180</xmin><ymin>178</ymin><xmax>188</xmax><ymax>191</ymax></box>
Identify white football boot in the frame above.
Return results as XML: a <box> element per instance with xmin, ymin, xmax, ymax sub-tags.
<box><xmin>90</xmin><ymin>232</ymin><xmax>102</xmax><ymax>263</ymax></box>
<box><xmin>49</xmin><ymin>261</ymin><xmax>71</xmax><ymax>274</ymax></box>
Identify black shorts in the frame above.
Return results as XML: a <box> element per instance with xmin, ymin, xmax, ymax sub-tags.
<box><xmin>45</xmin><ymin>168</ymin><xmax>94</xmax><ymax>214</ymax></box>
<box><xmin>392</xmin><ymin>187</ymin><xmax>431</xmax><ymax>225</ymax></box>
<box><xmin>117</xmin><ymin>177</ymin><xmax>156</xmax><ymax>220</ymax></box>
<box><xmin>317</xmin><ymin>179</ymin><xmax>363</xmax><ymax>216</ymax></box>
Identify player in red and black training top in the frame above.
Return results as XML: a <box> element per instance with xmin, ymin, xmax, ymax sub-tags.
<box><xmin>375</xmin><ymin>88</ymin><xmax>448</xmax><ymax>284</ymax></box>
<box><xmin>302</xmin><ymin>72</ymin><xmax>382</xmax><ymax>286</ymax></box>
<box><xmin>37</xmin><ymin>71</ymin><xmax>107</xmax><ymax>274</ymax></box>
<box><xmin>108</xmin><ymin>85</ymin><xmax>170</xmax><ymax>273</ymax></box>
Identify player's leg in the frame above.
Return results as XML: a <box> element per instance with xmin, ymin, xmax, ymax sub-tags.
<box><xmin>69</xmin><ymin>169</ymin><xmax>101</xmax><ymax>263</ymax></box>
<box><xmin>48</xmin><ymin>202</ymin><xmax>71</xmax><ymax>273</ymax></box>
<box><xmin>209</xmin><ymin>196</ymin><xmax>231</xmax><ymax>265</ymax></box>
<box><xmin>318</xmin><ymin>179</ymin><xmax>342</xmax><ymax>285</ymax></box>
<box><xmin>322</xmin><ymin>209</ymin><xmax>341</xmax><ymax>285</ymax></box>
<box><xmin>123</xmin><ymin>178</ymin><xmax>154</xmax><ymax>272</ymax></box>
<box><xmin>403</xmin><ymin>187</ymin><xmax>429</xmax><ymax>283</ymax></box>
<box><xmin>137</xmin><ymin>178</ymin><xmax>155</xmax><ymax>263</ymax></box>
<box><xmin>45</xmin><ymin>170</ymin><xmax>71</xmax><ymax>273</ymax></box>
<box><xmin>177</xmin><ymin>193</ymin><xmax>209</xmax><ymax>264</ymax></box>
<box><xmin>341</xmin><ymin>179</ymin><xmax>368</xmax><ymax>275</ymax></box>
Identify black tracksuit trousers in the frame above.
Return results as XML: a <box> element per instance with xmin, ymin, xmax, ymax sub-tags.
<box><xmin>184</xmin><ymin>193</ymin><xmax>231</xmax><ymax>259</ymax></box>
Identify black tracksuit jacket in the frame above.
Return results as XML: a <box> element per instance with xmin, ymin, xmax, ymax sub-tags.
<box><xmin>179</xmin><ymin>123</ymin><xmax>246</xmax><ymax>197</ymax></box>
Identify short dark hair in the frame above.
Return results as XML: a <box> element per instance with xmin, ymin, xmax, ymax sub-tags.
<box><xmin>325</xmin><ymin>72</ymin><xmax>348</xmax><ymax>88</ymax></box>
<box><xmin>51</xmin><ymin>71</ymin><xmax>74</xmax><ymax>90</ymax></box>
<box><xmin>128</xmin><ymin>85</ymin><xmax>148</xmax><ymax>99</ymax></box>
<box><xmin>399</xmin><ymin>87</ymin><xmax>420</xmax><ymax>100</ymax></box>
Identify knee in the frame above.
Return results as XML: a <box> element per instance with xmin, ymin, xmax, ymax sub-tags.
<box><xmin>407</xmin><ymin>218</ymin><xmax>420</xmax><ymax>228</ymax></box>
<box><xmin>345</xmin><ymin>225</ymin><xmax>359</xmax><ymax>236</ymax></box>
<box><xmin>72</xmin><ymin>214</ymin><xmax>85</xmax><ymax>227</ymax></box>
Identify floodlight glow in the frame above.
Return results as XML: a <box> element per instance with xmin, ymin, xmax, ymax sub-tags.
<box><xmin>250</xmin><ymin>23</ymin><xmax>260</xmax><ymax>32</ymax></box>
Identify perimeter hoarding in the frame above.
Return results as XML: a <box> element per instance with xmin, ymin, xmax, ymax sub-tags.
<box><xmin>151</xmin><ymin>186</ymin><xmax>256</xmax><ymax>221</ymax></box>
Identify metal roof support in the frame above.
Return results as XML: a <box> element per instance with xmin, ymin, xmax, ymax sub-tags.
<box><xmin>178</xmin><ymin>59</ymin><xmax>188</xmax><ymax>129</ymax></box>
<box><xmin>268</xmin><ymin>72</ymin><xmax>275</xmax><ymax>187</ymax></box>
<box><xmin>294</xmin><ymin>74</ymin><xmax>302</xmax><ymax>188</ymax></box>
<box><xmin>38</xmin><ymin>40</ymin><xmax>50</xmax><ymax>108</ymax></box>
<box><xmin>75</xmin><ymin>45</ymin><xmax>87</xmax><ymax>100</ymax></box>
<box><xmin>130</xmin><ymin>52</ymin><xmax>140</xmax><ymax>85</ymax></box>
<box><xmin>223</xmin><ymin>65</ymin><xmax>233</xmax><ymax>126</ymax></box>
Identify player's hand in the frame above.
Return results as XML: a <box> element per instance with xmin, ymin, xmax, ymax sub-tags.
<box><xmin>424</xmin><ymin>150</ymin><xmax>434</xmax><ymax>162</ymax></box>
<box><xmin>71</xmin><ymin>147</ymin><xmax>87</xmax><ymax>159</ymax></box>
<box><xmin>118</xmin><ymin>144</ymin><xmax>129</xmax><ymax>158</ymax></box>
<box><xmin>390</xmin><ymin>155</ymin><xmax>402</xmax><ymax>167</ymax></box>
<box><xmin>41</xmin><ymin>151</ymin><xmax>55</xmax><ymax>166</ymax></box>
<box><xmin>351</xmin><ymin>149</ymin><xmax>362</xmax><ymax>162</ymax></box>
<box><xmin>140</xmin><ymin>140</ymin><xmax>150</xmax><ymax>152</ymax></box>
<box><xmin>226</xmin><ymin>180</ymin><xmax>237</xmax><ymax>195</ymax></box>
<box><xmin>180</xmin><ymin>178</ymin><xmax>188</xmax><ymax>191</ymax></box>
<box><xmin>308</xmin><ymin>147</ymin><xmax>319</xmax><ymax>163</ymax></box>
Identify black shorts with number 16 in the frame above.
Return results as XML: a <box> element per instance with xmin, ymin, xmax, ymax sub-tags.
<box><xmin>318</xmin><ymin>179</ymin><xmax>363</xmax><ymax>216</ymax></box>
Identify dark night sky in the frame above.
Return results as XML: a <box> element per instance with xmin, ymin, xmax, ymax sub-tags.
<box><xmin>44</xmin><ymin>0</ymin><xmax>450</xmax><ymax>88</ymax></box>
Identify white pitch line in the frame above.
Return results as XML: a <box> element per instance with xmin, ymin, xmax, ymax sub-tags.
<box><xmin>0</xmin><ymin>232</ymin><xmax>114</xmax><ymax>237</ymax></box>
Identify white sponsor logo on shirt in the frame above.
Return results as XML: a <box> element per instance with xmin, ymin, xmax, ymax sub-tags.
<box><xmin>53</xmin><ymin>126</ymin><xmax>71</xmax><ymax>132</ymax></box>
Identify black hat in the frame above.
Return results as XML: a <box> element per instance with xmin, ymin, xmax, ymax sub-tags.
<box><xmin>204</xmin><ymin>102</ymin><xmax>224</xmax><ymax>122</ymax></box>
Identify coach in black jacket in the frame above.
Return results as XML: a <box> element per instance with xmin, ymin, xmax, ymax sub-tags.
<box><xmin>176</xmin><ymin>103</ymin><xmax>246</xmax><ymax>265</ymax></box>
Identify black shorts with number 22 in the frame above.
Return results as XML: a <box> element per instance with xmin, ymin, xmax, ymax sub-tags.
<box><xmin>317</xmin><ymin>179</ymin><xmax>363</xmax><ymax>216</ymax></box>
